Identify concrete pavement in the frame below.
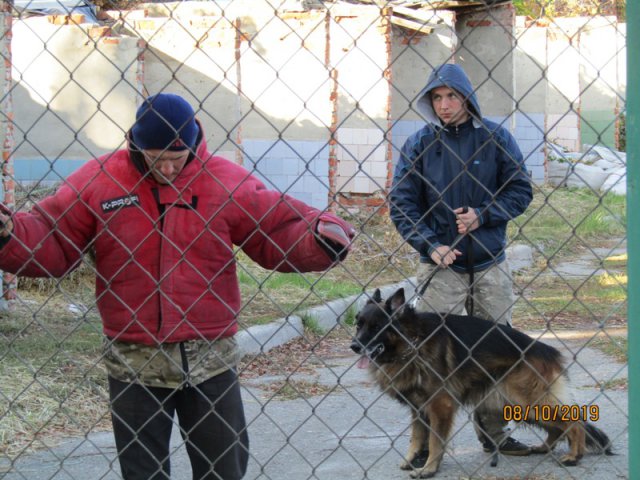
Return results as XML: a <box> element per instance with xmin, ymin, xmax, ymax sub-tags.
<box><xmin>0</xmin><ymin>331</ymin><xmax>628</xmax><ymax>479</ymax></box>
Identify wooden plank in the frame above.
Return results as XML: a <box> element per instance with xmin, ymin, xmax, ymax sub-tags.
<box><xmin>392</xmin><ymin>5</ymin><xmax>438</xmax><ymax>23</ymax></box>
<box><xmin>409</xmin><ymin>1</ymin><xmax>486</xmax><ymax>9</ymax></box>
<box><xmin>390</xmin><ymin>15</ymin><xmax>434</xmax><ymax>34</ymax></box>
<box><xmin>354</xmin><ymin>0</ymin><xmax>495</xmax><ymax>10</ymax></box>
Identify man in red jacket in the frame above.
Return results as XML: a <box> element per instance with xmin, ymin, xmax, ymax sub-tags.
<box><xmin>0</xmin><ymin>93</ymin><xmax>355</xmax><ymax>479</ymax></box>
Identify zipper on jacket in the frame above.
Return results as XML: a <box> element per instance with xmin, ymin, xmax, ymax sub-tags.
<box><xmin>152</xmin><ymin>187</ymin><xmax>166</xmax><ymax>335</ymax></box>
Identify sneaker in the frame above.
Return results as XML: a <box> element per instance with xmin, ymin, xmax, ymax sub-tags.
<box><xmin>483</xmin><ymin>437</ymin><xmax>531</xmax><ymax>456</ymax></box>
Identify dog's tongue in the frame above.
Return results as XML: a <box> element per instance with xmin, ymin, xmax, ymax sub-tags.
<box><xmin>357</xmin><ymin>356</ymin><xmax>370</xmax><ymax>369</ymax></box>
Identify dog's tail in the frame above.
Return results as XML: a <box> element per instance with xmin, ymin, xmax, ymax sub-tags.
<box><xmin>585</xmin><ymin>423</ymin><xmax>614</xmax><ymax>455</ymax></box>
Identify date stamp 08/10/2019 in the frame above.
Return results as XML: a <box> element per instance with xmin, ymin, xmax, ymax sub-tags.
<box><xmin>503</xmin><ymin>404</ymin><xmax>600</xmax><ymax>422</ymax></box>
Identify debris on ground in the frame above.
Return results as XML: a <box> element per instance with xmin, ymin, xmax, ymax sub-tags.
<box><xmin>546</xmin><ymin>142</ymin><xmax>626</xmax><ymax>195</ymax></box>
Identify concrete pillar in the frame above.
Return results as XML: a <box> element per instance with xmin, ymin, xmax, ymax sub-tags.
<box><xmin>455</xmin><ymin>3</ymin><xmax>516</xmax><ymax>120</ymax></box>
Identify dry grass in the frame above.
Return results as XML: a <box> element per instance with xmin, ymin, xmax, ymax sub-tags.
<box><xmin>512</xmin><ymin>237</ymin><xmax>627</xmax><ymax>332</ymax></box>
<box><xmin>587</xmin><ymin>335</ymin><xmax>628</xmax><ymax>363</ymax></box>
<box><xmin>0</xmin><ymin>300</ymin><xmax>108</xmax><ymax>457</ymax></box>
<box><xmin>247</xmin><ymin>379</ymin><xmax>335</xmax><ymax>401</ymax></box>
<box><xmin>510</xmin><ymin>186</ymin><xmax>625</xmax><ymax>262</ymax></box>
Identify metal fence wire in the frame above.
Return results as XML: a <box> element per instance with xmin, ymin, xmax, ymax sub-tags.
<box><xmin>0</xmin><ymin>0</ymin><xmax>629</xmax><ymax>479</ymax></box>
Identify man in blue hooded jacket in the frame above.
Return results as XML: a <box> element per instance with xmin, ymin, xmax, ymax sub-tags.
<box><xmin>390</xmin><ymin>63</ymin><xmax>533</xmax><ymax>457</ymax></box>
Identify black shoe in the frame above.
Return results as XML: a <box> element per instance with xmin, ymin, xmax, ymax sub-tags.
<box><xmin>410</xmin><ymin>448</ymin><xmax>430</xmax><ymax>469</ymax></box>
<box><xmin>483</xmin><ymin>437</ymin><xmax>531</xmax><ymax>456</ymax></box>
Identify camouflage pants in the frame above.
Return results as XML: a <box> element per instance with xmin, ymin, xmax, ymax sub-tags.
<box><xmin>415</xmin><ymin>260</ymin><xmax>517</xmax><ymax>446</ymax></box>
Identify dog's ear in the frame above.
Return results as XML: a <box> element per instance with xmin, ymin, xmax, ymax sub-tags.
<box><xmin>386</xmin><ymin>288</ymin><xmax>405</xmax><ymax>313</ymax></box>
<box><xmin>372</xmin><ymin>288</ymin><xmax>382</xmax><ymax>303</ymax></box>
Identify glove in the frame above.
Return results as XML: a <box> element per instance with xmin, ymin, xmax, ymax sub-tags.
<box><xmin>315</xmin><ymin>214</ymin><xmax>356</xmax><ymax>262</ymax></box>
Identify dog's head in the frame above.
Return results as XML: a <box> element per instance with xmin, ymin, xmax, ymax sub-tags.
<box><xmin>350</xmin><ymin>287</ymin><xmax>406</xmax><ymax>368</ymax></box>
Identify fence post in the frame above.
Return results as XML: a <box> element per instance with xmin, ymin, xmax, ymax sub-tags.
<box><xmin>628</xmin><ymin>1</ymin><xmax>639</xmax><ymax>477</ymax></box>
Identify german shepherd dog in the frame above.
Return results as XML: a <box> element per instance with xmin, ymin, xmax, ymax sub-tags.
<box><xmin>350</xmin><ymin>288</ymin><xmax>612</xmax><ymax>478</ymax></box>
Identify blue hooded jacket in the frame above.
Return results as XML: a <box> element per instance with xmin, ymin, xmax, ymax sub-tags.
<box><xmin>390</xmin><ymin>64</ymin><xmax>533</xmax><ymax>272</ymax></box>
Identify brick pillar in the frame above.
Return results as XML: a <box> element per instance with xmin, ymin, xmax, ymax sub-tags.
<box><xmin>326</xmin><ymin>12</ymin><xmax>339</xmax><ymax>212</ymax></box>
<box><xmin>1</xmin><ymin>0</ymin><xmax>15</xmax><ymax>305</ymax></box>
<box><xmin>383</xmin><ymin>6</ymin><xmax>393</xmax><ymax>213</ymax></box>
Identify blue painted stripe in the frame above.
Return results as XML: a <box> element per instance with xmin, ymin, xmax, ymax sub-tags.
<box><xmin>14</xmin><ymin>158</ymin><xmax>86</xmax><ymax>183</ymax></box>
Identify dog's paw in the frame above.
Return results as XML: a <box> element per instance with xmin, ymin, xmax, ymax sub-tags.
<box><xmin>401</xmin><ymin>448</ymin><xmax>429</xmax><ymax>471</ymax></box>
<box><xmin>559</xmin><ymin>455</ymin><xmax>578</xmax><ymax>466</ymax></box>
<box><xmin>410</xmin><ymin>470</ymin><xmax>437</xmax><ymax>479</ymax></box>
<box><xmin>530</xmin><ymin>444</ymin><xmax>551</xmax><ymax>454</ymax></box>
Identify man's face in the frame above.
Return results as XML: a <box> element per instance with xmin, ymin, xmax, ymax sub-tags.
<box><xmin>142</xmin><ymin>149</ymin><xmax>190</xmax><ymax>184</ymax></box>
<box><xmin>430</xmin><ymin>86</ymin><xmax>470</xmax><ymax>126</ymax></box>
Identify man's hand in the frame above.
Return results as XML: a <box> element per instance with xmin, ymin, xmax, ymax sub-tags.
<box><xmin>430</xmin><ymin>245</ymin><xmax>461</xmax><ymax>268</ymax></box>
<box><xmin>0</xmin><ymin>211</ymin><xmax>13</xmax><ymax>238</ymax></box>
<box><xmin>454</xmin><ymin>207</ymin><xmax>480</xmax><ymax>234</ymax></box>
<box><xmin>316</xmin><ymin>218</ymin><xmax>356</xmax><ymax>262</ymax></box>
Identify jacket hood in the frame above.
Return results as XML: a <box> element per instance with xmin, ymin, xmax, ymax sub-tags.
<box><xmin>415</xmin><ymin>64</ymin><xmax>482</xmax><ymax>128</ymax></box>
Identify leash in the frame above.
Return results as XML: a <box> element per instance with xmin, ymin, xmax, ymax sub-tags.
<box><xmin>411</xmin><ymin>207</ymin><xmax>469</xmax><ymax>307</ymax></box>
<box><xmin>411</xmin><ymin>231</ymin><xmax>465</xmax><ymax>304</ymax></box>
<box><xmin>411</xmin><ymin>207</ymin><xmax>477</xmax><ymax>312</ymax></box>
<box><xmin>465</xmin><ymin>235</ymin><xmax>475</xmax><ymax>316</ymax></box>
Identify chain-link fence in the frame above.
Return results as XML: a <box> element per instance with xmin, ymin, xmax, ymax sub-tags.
<box><xmin>0</xmin><ymin>0</ymin><xmax>630</xmax><ymax>479</ymax></box>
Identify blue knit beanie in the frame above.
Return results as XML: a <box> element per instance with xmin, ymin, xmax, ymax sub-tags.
<box><xmin>131</xmin><ymin>93</ymin><xmax>198</xmax><ymax>151</ymax></box>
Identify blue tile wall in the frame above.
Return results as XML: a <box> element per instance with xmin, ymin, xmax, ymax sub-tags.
<box><xmin>391</xmin><ymin>120</ymin><xmax>424</xmax><ymax>166</ymax></box>
<box><xmin>13</xmin><ymin>144</ymin><xmax>331</xmax><ymax>210</ymax></box>
<box><xmin>514</xmin><ymin>112</ymin><xmax>545</xmax><ymax>182</ymax></box>
<box><xmin>242</xmin><ymin>140</ymin><xmax>330</xmax><ymax>209</ymax></box>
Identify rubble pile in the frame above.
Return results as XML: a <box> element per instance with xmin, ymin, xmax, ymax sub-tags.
<box><xmin>546</xmin><ymin>143</ymin><xmax>626</xmax><ymax>195</ymax></box>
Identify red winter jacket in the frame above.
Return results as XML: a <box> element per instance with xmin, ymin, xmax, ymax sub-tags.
<box><xmin>0</xmin><ymin>132</ymin><xmax>350</xmax><ymax>345</ymax></box>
